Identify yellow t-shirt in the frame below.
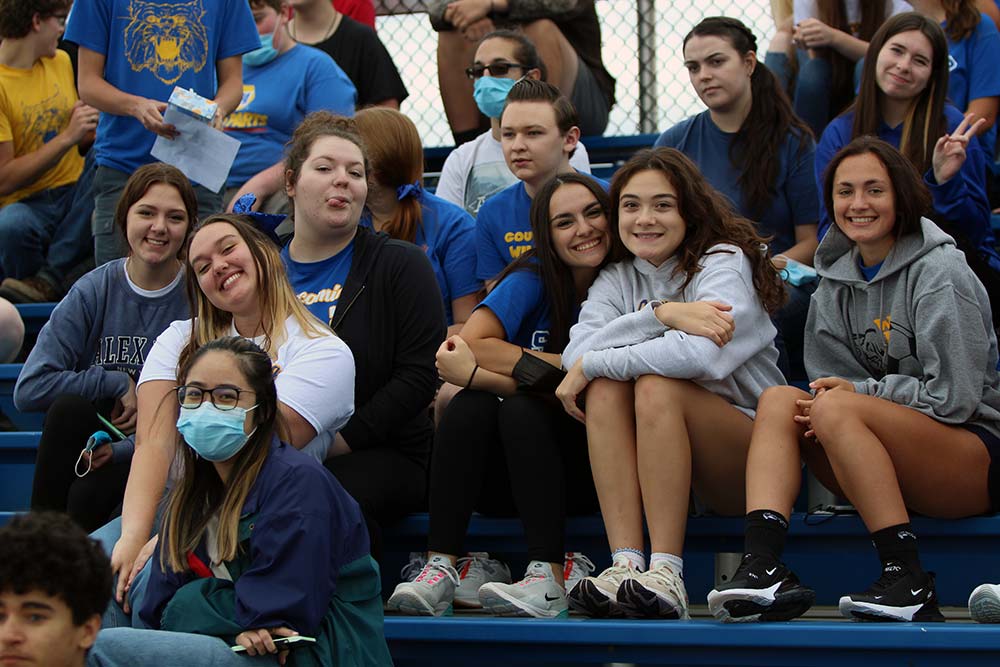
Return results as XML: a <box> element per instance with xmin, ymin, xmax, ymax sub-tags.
<box><xmin>0</xmin><ymin>49</ymin><xmax>84</xmax><ymax>206</ymax></box>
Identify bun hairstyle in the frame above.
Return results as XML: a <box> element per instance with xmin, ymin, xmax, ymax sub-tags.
<box><xmin>683</xmin><ymin>17</ymin><xmax>812</xmax><ymax>219</ymax></box>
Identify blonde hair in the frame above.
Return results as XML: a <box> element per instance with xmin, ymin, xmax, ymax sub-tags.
<box><xmin>179</xmin><ymin>214</ymin><xmax>330</xmax><ymax>373</ymax></box>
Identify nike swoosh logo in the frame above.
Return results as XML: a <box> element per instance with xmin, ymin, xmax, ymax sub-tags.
<box><xmin>544</xmin><ymin>594</ymin><xmax>561</xmax><ymax>601</ymax></box>
<box><xmin>765</xmin><ymin>568</ymin><xmax>777</xmax><ymax>576</ymax></box>
<box><xmin>911</xmin><ymin>588</ymin><xmax>923</xmax><ymax>596</ymax></box>
<box><xmin>874</xmin><ymin>595</ymin><xmax>883</xmax><ymax>600</ymax></box>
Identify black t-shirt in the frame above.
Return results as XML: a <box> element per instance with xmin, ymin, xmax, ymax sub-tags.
<box><xmin>310</xmin><ymin>16</ymin><xmax>409</xmax><ymax>108</ymax></box>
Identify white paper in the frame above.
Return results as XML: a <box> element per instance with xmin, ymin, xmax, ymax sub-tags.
<box><xmin>150</xmin><ymin>105</ymin><xmax>240</xmax><ymax>193</ymax></box>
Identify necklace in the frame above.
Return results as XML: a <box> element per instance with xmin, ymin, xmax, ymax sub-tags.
<box><xmin>288</xmin><ymin>9</ymin><xmax>341</xmax><ymax>44</ymax></box>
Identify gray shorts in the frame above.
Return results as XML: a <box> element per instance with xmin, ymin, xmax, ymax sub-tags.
<box><xmin>570</xmin><ymin>58</ymin><xmax>610</xmax><ymax>137</ymax></box>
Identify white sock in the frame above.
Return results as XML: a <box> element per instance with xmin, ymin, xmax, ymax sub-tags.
<box><xmin>611</xmin><ymin>547</ymin><xmax>646</xmax><ymax>571</ymax></box>
<box><xmin>650</xmin><ymin>552</ymin><xmax>683</xmax><ymax>576</ymax></box>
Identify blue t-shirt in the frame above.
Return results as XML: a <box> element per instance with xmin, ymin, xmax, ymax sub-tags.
<box><xmin>943</xmin><ymin>15</ymin><xmax>1000</xmax><ymax>154</ymax></box>
<box><xmin>65</xmin><ymin>0</ymin><xmax>259</xmax><ymax>174</ymax></box>
<box><xmin>858</xmin><ymin>257</ymin><xmax>884</xmax><ymax>282</ymax></box>
<box><xmin>816</xmin><ymin>105</ymin><xmax>1000</xmax><ymax>273</ymax></box>
<box><xmin>360</xmin><ymin>191</ymin><xmax>479</xmax><ymax>324</ymax></box>
<box><xmin>280</xmin><ymin>240</ymin><xmax>354</xmax><ymax>325</ymax></box>
<box><xmin>475</xmin><ymin>172</ymin><xmax>609</xmax><ymax>282</ymax></box>
<box><xmin>655</xmin><ymin>111</ymin><xmax>818</xmax><ymax>255</ymax></box>
<box><xmin>224</xmin><ymin>44</ymin><xmax>356</xmax><ymax>188</ymax></box>
<box><xmin>477</xmin><ymin>268</ymin><xmax>550</xmax><ymax>350</ymax></box>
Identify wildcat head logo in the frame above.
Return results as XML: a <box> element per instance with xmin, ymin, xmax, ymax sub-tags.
<box><xmin>21</xmin><ymin>89</ymin><xmax>68</xmax><ymax>150</ymax></box>
<box><xmin>125</xmin><ymin>0</ymin><xmax>209</xmax><ymax>85</ymax></box>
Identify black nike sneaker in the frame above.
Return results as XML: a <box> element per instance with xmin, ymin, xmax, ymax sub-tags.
<box><xmin>839</xmin><ymin>561</ymin><xmax>945</xmax><ymax>622</ymax></box>
<box><xmin>707</xmin><ymin>553</ymin><xmax>816</xmax><ymax>622</ymax></box>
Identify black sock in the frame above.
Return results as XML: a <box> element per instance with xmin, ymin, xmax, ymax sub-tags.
<box><xmin>744</xmin><ymin>509</ymin><xmax>789</xmax><ymax>561</ymax></box>
<box><xmin>871</xmin><ymin>523</ymin><xmax>923</xmax><ymax>573</ymax></box>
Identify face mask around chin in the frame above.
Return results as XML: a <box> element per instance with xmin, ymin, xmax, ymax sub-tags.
<box><xmin>243</xmin><ymin>33</ymin><xmax>279</xmax><ymax>67</ymax></box>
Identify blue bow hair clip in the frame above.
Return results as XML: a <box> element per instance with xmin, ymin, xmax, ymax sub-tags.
<box><xmin>233</xmin><ymin>193</ymin><xmax>286</xmax><ymax>245</ymax></box>
<box><xmin>396</xmin><ymin>181</ymin><xmax>423</xmax><ymax>201</ymax></box>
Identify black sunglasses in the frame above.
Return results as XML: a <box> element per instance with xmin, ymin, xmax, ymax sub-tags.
<box><xmin>465</xmin><ymin>62</ymin><xmax>527</xmax><ymax>80</ymax></box>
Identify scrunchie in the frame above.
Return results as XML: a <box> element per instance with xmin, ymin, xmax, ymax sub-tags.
<box><xmin>396</xmin><ymin>181</ymin><xmax>423</xmax><ymax>201</ymax></box>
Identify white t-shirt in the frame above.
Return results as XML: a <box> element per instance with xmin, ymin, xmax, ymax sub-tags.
<box><xmin>793</xmin><ymin>0</ymin><xmax>912</xmax><ymax>30</ymax></box>
<box><xmin>138</xmin><ymin>315</ymin><xmax>355</xmax><ymax>461</ymax></box>
<box><xmin>435</xmin><ymin>130</ymin><xmax>592</xmax><ymax>217</ymax></box>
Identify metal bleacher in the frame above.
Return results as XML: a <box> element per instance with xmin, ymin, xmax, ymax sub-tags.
<box><xmin>6</xmin><ymin>254</ymin><xmax>1000</xmax><ymax>665</ymax></box>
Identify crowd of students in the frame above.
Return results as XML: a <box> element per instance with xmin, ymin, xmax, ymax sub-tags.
<box><xmin>3</xmin><ymin>0</ymin><xmax>1000</xmax><ymax>664</ymax></box>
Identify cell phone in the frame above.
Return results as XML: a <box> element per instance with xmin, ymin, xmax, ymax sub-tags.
<box><xmin>231</xmin><ymin>635</ymin><xmax>316</xmax><ymax>653</ymax></box>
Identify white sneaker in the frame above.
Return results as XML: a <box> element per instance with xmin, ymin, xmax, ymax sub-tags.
<box><xmin>567</xmin><ymin>562</ymin><xmax>638</xmax><ymax>617</ymax></box>
<box><xmin>617</xmin><ymin>563</ymin><xmax>690</xmax><ymax>619</ymax></box>
<box><xmin>399</xmin><ymin>551</ymin><xmax>427</xmax><ymax>582</ymax></box>
<box><xmin>970</xmin><ymin>583</ymin><xmax>1000</xmax><ymax>623</ymax></box>
<box><xmin>563</xmin><ymin>552</ymin><xmax>595</xmax><ymax>596</ymax></box>
<box><xmin>386</xmin><ymin>555</ymin><xmax>459</xmax><ymax>616</ymax></box>
<box><xmin>454</xmin><ymin>552</ymin><xmax>511</xmax><ymax>608</ymax></box>
<box><xmin>479</xmin><ymin>560</ymin><xmax>568</xmax><ymax>618</ymax></box>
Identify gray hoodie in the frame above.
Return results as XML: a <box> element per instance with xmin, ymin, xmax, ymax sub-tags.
<box><xmin>806</xmin><ymin>217</ymin><xmax>1000</xmax><ymax>438</ymax></box>
<box><xmin>563</xmin><ymin>244</ymin><xmax>785</xmax><ymax>417</ymax></box>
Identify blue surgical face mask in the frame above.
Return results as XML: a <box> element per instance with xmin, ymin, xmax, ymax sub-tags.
<box><xmin>177</xmin><ymin>402</ymin><xmax>257</xmax><ymax>462</ymax></box>
<box><xmin>243</xmin><ymin>33</ymin><xmax>278</xmax><ymax>67</ymax></box>
<box><xmin>473</xmin><ymin>76</ymin><xmax>518</xmax><ymax>119</ymax></box>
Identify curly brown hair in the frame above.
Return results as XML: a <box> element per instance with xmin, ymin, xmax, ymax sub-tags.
<box><xmin>0</xmin><ymin>0</ymin><xmax>72</xmax><ymax>39</ymax></box>
<box><xmin>610</xmin><ymin>148</ymin><xmax>787</xmax><ymax>314</ymax></box>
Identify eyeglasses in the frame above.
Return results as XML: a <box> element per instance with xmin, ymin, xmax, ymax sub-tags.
<box><xmin>175</xmin><ymin>384</ymin><xmax>255</xmax><ymax>411</ymax></box>
<box><xmin>50</xmin><ymin>13</ymin><xmax>68</xmax><ymax>27</ymax></box>
<box><xmin>465</xmin><ymin>62</ymin><xmax>527</xmax><ymax>80</ymax></box>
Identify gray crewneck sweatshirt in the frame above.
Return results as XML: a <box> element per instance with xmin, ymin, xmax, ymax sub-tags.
<box><xmin>807</xmin><ymin>217</ymin><xmax>1000</xmax><ymax>438</ymax></box>
<box><xmin>563</xmin><ymin>244</ymin><xmax>784</xmax><ymax>416</ymax></box>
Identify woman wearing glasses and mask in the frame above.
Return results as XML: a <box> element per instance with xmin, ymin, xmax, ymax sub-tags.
<box><xmin>435</xmin><ymin>30</ymin><xmax>592</xmax><ymax>217</ymax></box>
<box><xmin>102</xmin><ymin>214</ymin><xmax>355</xmax><ymax>627</ymax></box>
<box><xmin>129</xmin><ymin>335</ymin><xmax>391</xmax><ymax>665</ymax></box>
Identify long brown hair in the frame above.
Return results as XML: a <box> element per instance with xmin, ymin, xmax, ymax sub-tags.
<box><xmin>180</xmin><ymin>215</ymin><xmax>328</xmax><ymax>373</ymax></box>
<box><xmin>941</xmin><ymin>0</ymin><xmax>982</xmax><ymax>41</ymax></box>
<box><xmin>354</xmin><ymin>107</ymin><xmax>424</xmax><ymax>244</ymax></box>
<box><xmin>852</xmin><ymin>12</ymin><xmax>950</xmax><ymax>174</ymax></box>
<box><xmin>683</xmin><ymin>17</ymin><xmax>813</xmax><ymax>219</ymax></box>
<box><xmin>817</xmin><ymin>1</ymin><xmax>888</xmax><ymax>118</ymax></box>
<box><xmin>161</xmin><ymin>336</ymin><xmax>283</xmax><ymax>573</ymax></box>
<box><xmin>610</xmin><ymin>148</ymin><xmax>786</xmax><ymax>314</ymax></box>
<box><xmin>493</xmin><ymin>173</ymin><xmax>625</xmax><ymax>352</ymax></box>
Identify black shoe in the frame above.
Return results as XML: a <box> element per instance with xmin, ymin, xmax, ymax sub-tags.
<box><xmin>839</xmin><ymin>561</ymin><xmax>945</xmax><ymax>622</ymax></box>
<box><xmin>707</xmin><ymin>554</ymin><xmax>816</xmax><ymax>623</ymax></box>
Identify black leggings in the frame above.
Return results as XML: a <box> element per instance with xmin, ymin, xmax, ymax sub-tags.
<box><xmin>325</xmin><ymin>446</ymin><xmax>428</xmax><ymax>562</ymax></box>
<box><xmin>428</xmin><ymin>389</ymin><xmax>599</xmax><ymax>564</ymax></box>
<box><xmin>30</xmin><ymin>394</ymin><xmax>130</xmax><ymax>532</ymax></box>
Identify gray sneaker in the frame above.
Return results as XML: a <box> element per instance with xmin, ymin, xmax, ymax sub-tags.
<box><xmin>479</xmin><ymin>560</ymin><xmax>568</xmax><ymax>618</ymax></box>
<box><xmin>617</xmin><ymin>563</ymin><xmax>690</xmax><ymax>619</ymax></box>
<box><xmin>563</xmin><ymin>552</ymin><xmax>595</xmax><ymax>596</ymax></box>
<box><xmin>567</xmin><ymin>562</ymin><xmax>638</xmax><ymax>618</ymax></box>
<box><xmin>386</xmin><ymin>555</ymin><xmax>459</xmax><ymax>616</ymax></box>
<box><xmin>454</xmin><ymin>552</ymin><xmax>511</xmax><ymax>608</ymax></box>
<box><xmin>970</xmin><ymin>583</ymin><xmax>1000</xmax><ymax>623</ymax></box>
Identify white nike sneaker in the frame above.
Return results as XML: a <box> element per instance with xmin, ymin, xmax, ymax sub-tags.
<box><xmin>617</xmin><ymin>562</ymin><xmax>690</xmax><ymax>619</ymax></box>
<box><xmin>970</xmin><ymin>583</ymin><xmax>1000</xmax><ymax>623</ymax></box>
<box><xmin>386</xmin><ymin>555</ymin><xmax>460</xmax><ymax>616</ymax></box>
<box><xmin>479</xmin><ymin>560</ymin><xmax>568</xmax><ymax>618</ymax></box>
<box><xmin>567</xmin><ymin>562</ymin><xmax>638</xmax><ymax>617</ymax></box>
<box><xmin>563</xmin><ymin>552</ymin><xmax>595</xmax><ymax>596</ymax></box>
<box><xmin>454</xmin><ymin>552</ymin><xmax>511</xmax><ymax>608</ymax></box>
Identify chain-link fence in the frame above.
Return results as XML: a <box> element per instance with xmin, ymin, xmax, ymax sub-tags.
<box><xmin>375</xmin><ymin>0</ymin><xmax>777</xmax><ymax>147</ymax></box>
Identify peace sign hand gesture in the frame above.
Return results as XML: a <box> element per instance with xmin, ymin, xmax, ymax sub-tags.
<box><xmin>932</xmin><ymin>113</ymin><xmax>987</xmax><ymax>185</ymax></box>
